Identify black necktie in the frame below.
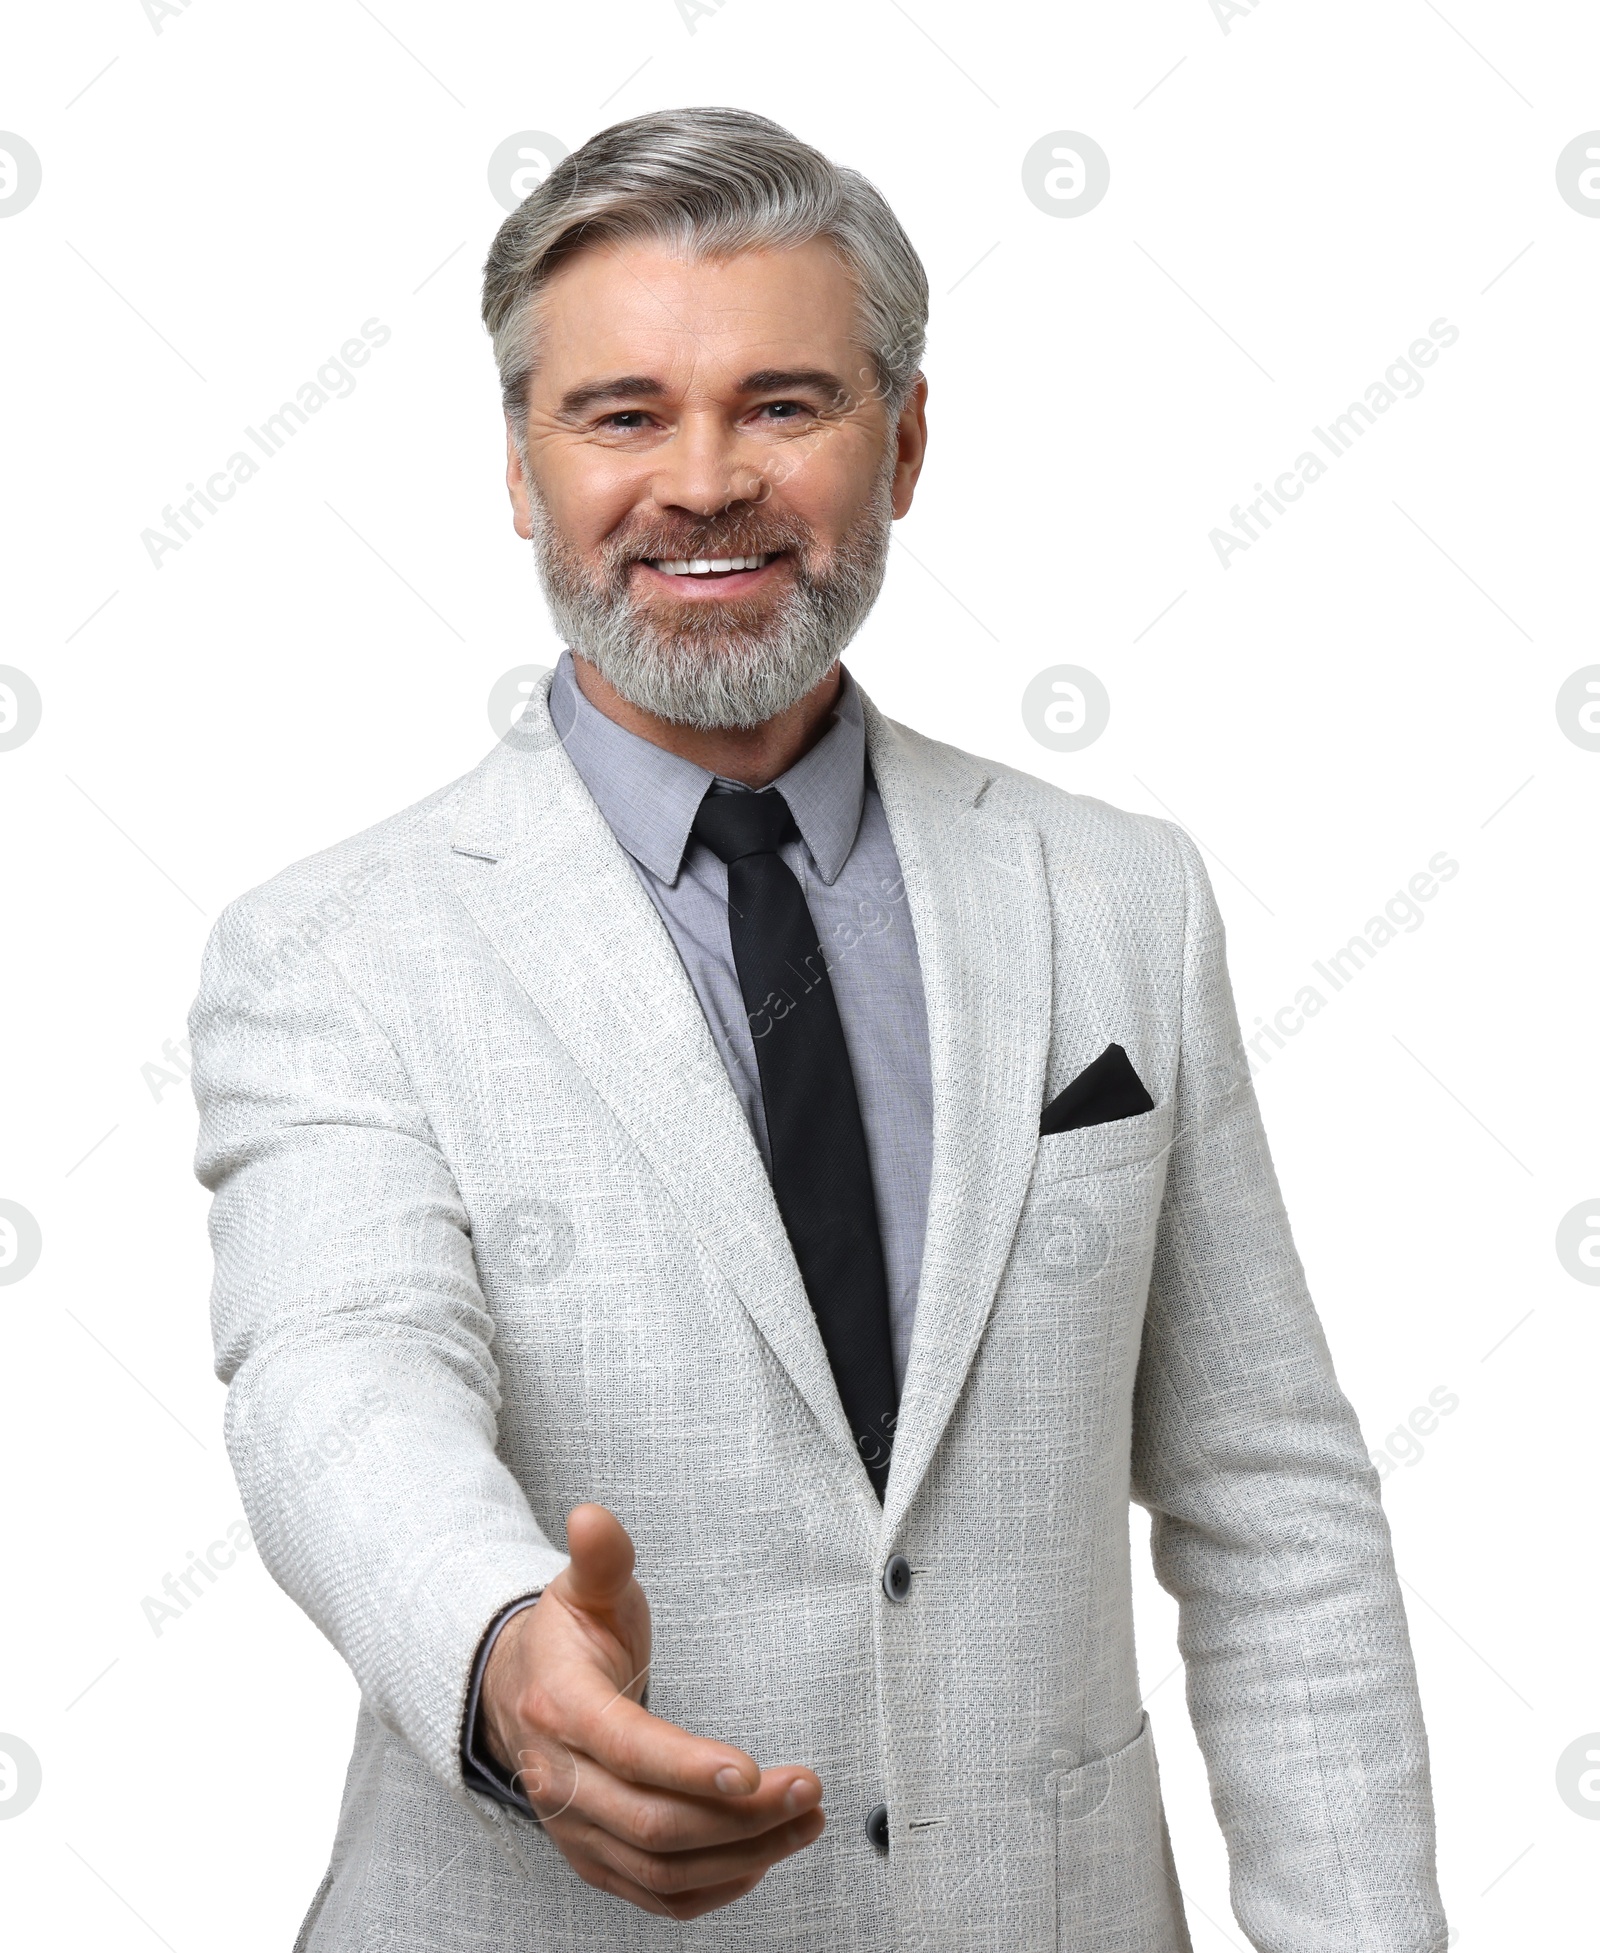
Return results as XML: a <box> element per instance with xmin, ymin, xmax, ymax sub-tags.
<box><xmin>691</xmin><ymin>786</ymin><xmax>899</xmax><ymax>1500</ymax></box>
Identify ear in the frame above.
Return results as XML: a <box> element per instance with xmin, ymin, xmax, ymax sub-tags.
<box><xmin>506</xmin><ymin>419</ymin><xmax>534</xmax><ymax>540</ymax></box>
<box><xmin>890</xmin><ymin>374</ymin><xmax>929</xmax><ymax>520</ymax></box>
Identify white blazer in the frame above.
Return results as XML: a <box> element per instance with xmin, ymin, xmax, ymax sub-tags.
<box><xmin>190</xmin><ymin>674</ymin><xmax>1445</xmax><ymax>1951</ymax></box>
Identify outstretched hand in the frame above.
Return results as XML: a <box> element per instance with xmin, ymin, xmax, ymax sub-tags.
<box><xmin>479</xmin><ymin>1503</ymin><xmax>825</xmax><ymax>1918</ymax></box>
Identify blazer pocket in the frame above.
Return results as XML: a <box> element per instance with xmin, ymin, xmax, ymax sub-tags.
<box><xmin>1051</xmin><ymin>1713</ymin><xmax>1188</xmax><ymax>1950</ymax></box>
<box><xmin>1034</xmin><ymin>1099</ymin><xmax>1172</xmax><ymax>1180</ymax></box>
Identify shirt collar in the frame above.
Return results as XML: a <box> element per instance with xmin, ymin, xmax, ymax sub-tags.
<box><xmin>549</xmin><ymin>649</ymin><xmax>867</xmax><ymax>886</ymax></box>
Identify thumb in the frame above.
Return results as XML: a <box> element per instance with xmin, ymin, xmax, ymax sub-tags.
<box><xmin>561</xmin><ymin>1502</ymin><xmax>636</xmax><ymax>1614</ymax></box>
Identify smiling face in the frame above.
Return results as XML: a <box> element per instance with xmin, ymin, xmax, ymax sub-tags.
<box><xmin>506</xmin><ymin>236</ymin><xmax>927</xmax><ymax>729</ymax></box>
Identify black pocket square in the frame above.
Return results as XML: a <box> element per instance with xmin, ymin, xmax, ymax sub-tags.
<box><xmin>1039</xmin><ymin>1043</ymin><xmax>1155</xmax><ymax>1136</ymax></box>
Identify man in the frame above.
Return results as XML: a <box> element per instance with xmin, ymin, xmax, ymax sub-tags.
<box><xmin>190</xmin><ymin>107</ymin><xmax>1447</xmax><ymax>1951</ymax></box>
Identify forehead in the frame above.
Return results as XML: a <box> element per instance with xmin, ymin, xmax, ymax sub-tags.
<box><xmin>529</xmin><ymin>236</ymin><xmax>865</xmax><ymax>396</ymax></box>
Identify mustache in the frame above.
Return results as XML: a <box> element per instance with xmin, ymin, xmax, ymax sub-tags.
<box><xmin>599</xmin><ymin>515</ymin><xmax>815</xmax><ymax>571</ymax></box>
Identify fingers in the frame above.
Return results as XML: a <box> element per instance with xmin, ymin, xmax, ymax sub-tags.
<box><xmin>558</xmin><ymin>1804</ymin><xmax>825</xmax><ymax>1918</ymax></box>
<box><xmin>548</xmin><ymin>1648</ymin><xmax>764</xmax><ymax>1800</ymax></box>
<box><xmin>535</xmin><ymin>1753</ymin><xmax>822</xmax><ymax>1854</ymax></box>
<box><xmin>585</xmin><ymin>1864</ymin><xmax>766</xmax><ymax>1922</ymax></box>
<box><xmin>609</xmin><ymin>1807</ymin><xmax>825</xmax><ymax>1894</ymax></box>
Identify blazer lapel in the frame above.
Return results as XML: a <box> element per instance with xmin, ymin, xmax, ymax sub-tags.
<box><xmin>446</xmin><ymin>677</ymin><xmax>1057</xmax><ymax>1528</ymax></box>
<box><xmin>447</xmin><ymin>683</ymin><xmax>868</xmax><ymax>1492</ymax></box>
<box><xmin>863</xmin><ymin>700</ymin><xmax>1054</xmax><ymax>1535</ymax></box>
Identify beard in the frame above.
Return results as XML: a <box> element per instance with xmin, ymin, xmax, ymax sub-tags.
<box><xmin>524</xmin><ymin>453</ymin><xmax>895</xmax><ymax>731</ymax></box>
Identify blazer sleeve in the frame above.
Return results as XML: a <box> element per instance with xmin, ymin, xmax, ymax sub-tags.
<box><xmin>189</xmin><ymin>888</ymin><xmax>571</xmax><ymax>1796</ymax></box>
<box><xmin>1130</xmin><ymin>824</ymin><xmax>1447</xmax><ymax>1953</ymax></box>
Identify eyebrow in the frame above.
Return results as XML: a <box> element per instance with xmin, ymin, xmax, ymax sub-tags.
<box><xmin>556</xmin><ymin>374</ymin><xmax>666</xmax><ymax>418</ymax></box>
<box><xmin>737</xmin><ymin>368</ymin><xmax>854</xmax><ymax>408</ymax></box>
<box><xmin>556</xmin><ymin>366</ymin><xmax>855</xmax><ymax>419</ymax></box>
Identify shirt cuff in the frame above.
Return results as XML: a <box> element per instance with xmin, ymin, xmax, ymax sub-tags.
<box><xmin>460</xmin><ymin>1591</ymin><xmax>544</xmax><ymax>1812</ymax></box>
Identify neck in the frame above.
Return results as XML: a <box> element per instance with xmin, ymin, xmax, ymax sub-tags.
<box><xmin>568</xmin><ymin>654</ymin><xmax>843</xmax><ymax>788</ymax></box>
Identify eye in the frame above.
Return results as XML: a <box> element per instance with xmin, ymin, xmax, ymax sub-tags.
<box><xmin>599</xmin><ymin>410</ymin><xmax>655</xmax><ymax>431</ymax></box>
<box><xmin>753</xmin><ymin>400</ymin><xmax>811</xmax><ymax>423</ymax></box>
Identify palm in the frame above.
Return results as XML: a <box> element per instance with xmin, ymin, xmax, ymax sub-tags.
<box><xmin>555</xmin><ymin>1567</ymin><xmax>651</xmax><ymax>1706</ymax></box>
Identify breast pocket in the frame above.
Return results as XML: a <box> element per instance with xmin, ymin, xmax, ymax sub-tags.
<box><xmin>1050</xmin><ymin>1713</ymin><xmax>1190</xmax><ymax>1950</ymax></box>
<box><xmin>1034</xmin><ymin>1100</ymin><xmax>1172</xmax><ymax>1179</ymax></box>
<box><xmin>1018</xmin><ymin>1101</ymin><xmax>1173</xmax><ymax>1291</ymax></box>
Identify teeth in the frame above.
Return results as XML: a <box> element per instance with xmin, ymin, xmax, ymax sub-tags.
<box><xmin>650</xmin><ymin>553</ymin><xmax>772</xmax><ymax>576</ymax></box>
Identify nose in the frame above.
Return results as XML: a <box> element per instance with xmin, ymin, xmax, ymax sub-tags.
<box><xmin>648</xmin><ymin>408</ymin><xmax>766</xmax><ymax>519</ymax></box>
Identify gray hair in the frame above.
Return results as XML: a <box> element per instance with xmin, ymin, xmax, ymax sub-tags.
<box><xmin>480</xmin><ymin>107</ymin><xmax>927</xmax><ymax>455</ymax></box>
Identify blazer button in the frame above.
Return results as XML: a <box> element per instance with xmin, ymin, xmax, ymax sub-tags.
<box><xmin>865</xmin><ymin>1803</ymin><xmax>890</xmax><ymax>1855</ymax></box>
<box><xmin>882</xmin><ymin>1553</ymin><xmax>912</xmax><ymax>1601</ymax></box>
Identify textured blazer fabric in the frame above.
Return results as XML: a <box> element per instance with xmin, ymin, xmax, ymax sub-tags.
<box><xmin>189</xmin><ymin>673</ymin><xmax>1446</xmax><ymax>1952</ymax></box>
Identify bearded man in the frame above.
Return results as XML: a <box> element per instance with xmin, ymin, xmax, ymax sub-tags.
<box><xmin>189</xmin><ymin>107</ymin><xmax>1446</xmax><ymax>1953</ymax></box>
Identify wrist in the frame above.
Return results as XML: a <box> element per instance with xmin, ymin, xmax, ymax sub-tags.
<box><xmin>481</xmin><ymin>1592</ymin><xmax>541</xmax><ymax>1774</ymax></box>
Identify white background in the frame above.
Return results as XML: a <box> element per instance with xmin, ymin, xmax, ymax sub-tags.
<box><xmin>2</xmin><ymin>0</ymin><xmax>1597</xmax><ymax>1946</ymax></box>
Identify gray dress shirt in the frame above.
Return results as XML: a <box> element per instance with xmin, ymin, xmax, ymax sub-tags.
<box><xmin>462</xmin><ymin>649</ymin><xmax>934</xmax><ymax>1805</ymax></box>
